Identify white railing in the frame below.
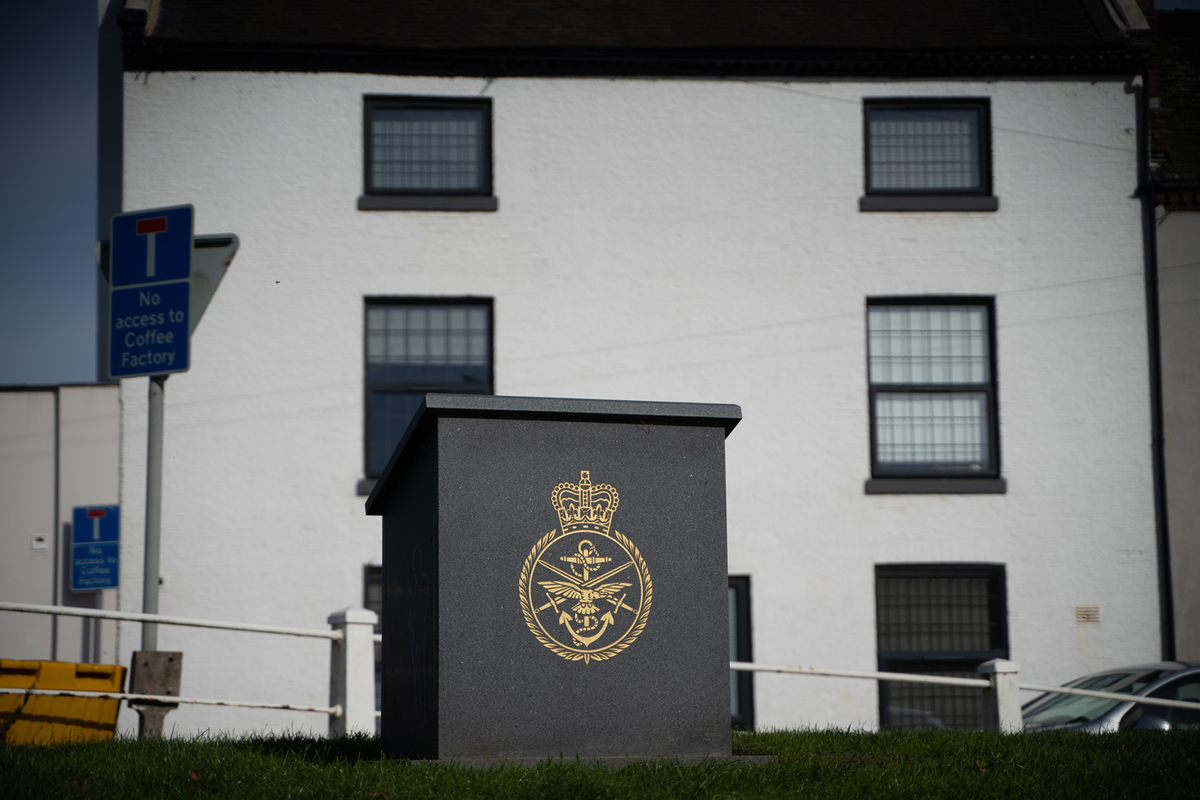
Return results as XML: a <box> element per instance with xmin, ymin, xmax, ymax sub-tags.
<box><xmin>0</xmin><ymin>687</ymin><xmax>337</xmax><ymax>715</ymax></box>
<box><xmin>6</xmin><ymin>600</ymin><xmax>1197</xmax><ymax>737</ymax></box>
<box><xmin>0</xmin><ymin>601</ymin><xmax>376</xmax><ymax>736</ymax></box>
<box><xmin>732</xmin><ymin>659</ymin><xmax>1200</xmax><ymax>732</ymax></box>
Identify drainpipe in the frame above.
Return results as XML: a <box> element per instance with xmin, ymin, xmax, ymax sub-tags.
<box><xmin>1133</xmin><ymin>72</ymin><xmax>1175</xmax><ymax>662</ymax></box>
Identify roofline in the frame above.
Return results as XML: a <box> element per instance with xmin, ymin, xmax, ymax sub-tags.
<box><xmin>122</xmin><ymin>46</ymin><xmax>1148</xmax><ymax>80</ymax></box>
<box><xmin>119</xmin><ymin>11</ymin><xmax>1147</xmax><ymax>79</ymax></box>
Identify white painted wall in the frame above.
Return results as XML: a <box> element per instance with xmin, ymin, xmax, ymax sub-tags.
<box><xmin>117</xmin><ymin>72</ymin><xmax>1159</xmax><ymax>735</ymax></box>
<box><xmin>0</xmin><ymin>391</ymin><xmax>56</xmax><ymax>658</ymax></box>
<box><xmin>1158</xmin><ymin>208</ymin><xmax>1200</xmax><ymax>662</ymax></box>
<box><xmin>0</xmin><ymin>385</ymin><xmax>120</xmax><ymax>665</ymax></box>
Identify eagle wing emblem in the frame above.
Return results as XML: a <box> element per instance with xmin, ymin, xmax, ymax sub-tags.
<box><xmin>538</xmin><ymin>580</ymin><xmax>585</xmax><ymax>601</ymax></box>
<box><xmin>592</xmin><ymin>582</ymin><xmax>632</xmax><ymax>599</ymax></box>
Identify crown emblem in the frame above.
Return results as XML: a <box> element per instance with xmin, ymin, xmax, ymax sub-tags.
<box><xmin>551</xmin><ymin>470</ymin><xmax>620</xmax><ymax>536</ymax></box>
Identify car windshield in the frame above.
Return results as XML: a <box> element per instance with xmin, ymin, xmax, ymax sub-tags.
<box><xmin>1022</xmin><ymin>669</ymin><xmax>1171</xmax><ymax>726</ymax></box>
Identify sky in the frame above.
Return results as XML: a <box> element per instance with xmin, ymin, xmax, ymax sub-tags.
<box><xmin>0</xmin><ymin>2</ymin><xmax>98</xmax><ymax>386</ymax></box>
<box><xmin>1</xmin><ymin>1</ymin><xmax>1198</xmax><ymax>386</ymax></box>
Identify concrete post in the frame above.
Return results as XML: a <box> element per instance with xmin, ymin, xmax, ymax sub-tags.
<box><xmin>328</xmin><ymin>607</ymin><xmax>378</xmax><ymax>737</ymax></box>
<box><xmin>129</xmin><ymin>650</ymin><xmax>182</xmax><ymax>739</ymax></box>
<box><xmin>977</xmin><ymin>658</ymin><xmax>1022</xmax><ymax>733</ymax></box>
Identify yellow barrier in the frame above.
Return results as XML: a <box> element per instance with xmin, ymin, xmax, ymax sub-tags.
<box><xmin>0</xmin><ymin>660</ymin><xmax>127</xmax><ymax>744</ymax></box>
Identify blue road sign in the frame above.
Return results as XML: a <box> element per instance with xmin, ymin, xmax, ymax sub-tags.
<box><xmin>71</xmin><ymin>506</ymin><xmax>119</xmax><ymax>592</ymax></box>
<box><xmin>108</xmin><ymin>205</ymin><xmax>193</xmax><ymax>378</ymax></box>
<box><xmin>110</xmin><ymin>280</ymin><xmax>189</xmax><ymax>377</ymax></box>
<box><xmin>111</xmin><ymin>205</ymin><xmax>193</xmax><ymax>287</ymax></box>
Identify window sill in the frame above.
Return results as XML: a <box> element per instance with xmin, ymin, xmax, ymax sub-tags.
<box><xmin>356</xmin><ymin>478</ymin><xmax>377</xmax><ymax>497</ymax></box>
<box><xmin>859</xmin><ymin>195</ymin><xmax>999</xmax><ymax>212</ymax></box>
<box><xmin>865</xmin><ymin>478</ymin><xmax>1007</xmax><ymax>495</ymax></box>
<box><xmin>357</xmin><ymin>195</ymin><xmax>498</xmax><ymax>211</ymax></box>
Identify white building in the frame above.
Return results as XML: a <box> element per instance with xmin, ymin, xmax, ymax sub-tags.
<box><xmin>0</xmin><ymin>384</ymin><xmax>120</xmax><ymax>666</ymax></box>
<box><xmin>94</xmin><ymin>0</ymin><xmax>1174</xmax><ymax>736</ymax></box>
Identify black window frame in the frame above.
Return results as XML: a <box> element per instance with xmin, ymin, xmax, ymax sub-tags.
<box><xmin>865</xmin><ymin>296</ymin><xmax>1005</xmax><ymax>494</ymax></box>
<box><xmin>875</xmin><ymin>563</ymin><xmax>1009</xmax><ymax>730</ymax></box>
<box><xmin>860</xmin><ymin>98</ymin><xmax>997</xmax><ymax>212</ymax></box>
<box><xmin>729</xmin><ymin>575</ymin><xmax>755</xmax><ymax>731</ymax></box>
<box><xmin>359</xmin><ymin>95</ymin><xmax>497</xmax><ymax>211</ymax></box>
<box><xmin>362</xmin><ymin>297</ymin><xmax>494</xmax><ymax>483</ymax></box>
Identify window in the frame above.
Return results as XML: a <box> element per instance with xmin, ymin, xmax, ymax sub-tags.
<box><xmin>860</xmin><ymin>99</ymin><xmax>997</xmax><ymax>211</ymax></box>
<box><xmin>866</xmin><ymin>299</ymin><xmax>1004</xmax><ymax>494</ymax></box>
<box><xmin>359</xmin><ymin>96</ymin><xmax>497</xmax><ymax>211</ymax></box>
<box><xmin>364</xmin><ymin>564</ymin><xmax>383</xmax><ymax>732</ymax></box>
<box><xmin>729</xmin><ymin>576</ymin><xmax>754</xmax><ymax>730</ymax></box>
<box><xmin>876</xmin><ymin>564</ymin><xmax>1008</xmax><ymax>730</ymax></box>
<box><xmin>1126</xmin><ymin>675</ymin><xmax>1200</xmax><ymax>731</ymax></box>
<box><xmin>1024</xmin><ymin>668</ymin><xmax>1172</xmax><ymax>730</ymax></box>
<box><xmin>363</xmin><ymin>298</ymin><xmax>493</xmax><ymax>481</ymax></box>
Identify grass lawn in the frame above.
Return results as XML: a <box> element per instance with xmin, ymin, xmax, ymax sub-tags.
<box><xmin>2</xmin><ymin>729</ymin><xmax>1197</xmax><ymax>799</ymax></box>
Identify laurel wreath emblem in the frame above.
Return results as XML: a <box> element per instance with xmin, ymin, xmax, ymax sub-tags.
<box><xmin>519</xmin><ymin>528</ymin><xmax>653</xmax><ymax>663</ymax></box>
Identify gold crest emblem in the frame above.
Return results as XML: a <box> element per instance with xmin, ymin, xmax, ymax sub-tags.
<box><xmin>519</xmin><ymin>471</ymin><xmax>652</xmax><ymax>663</ymax></box>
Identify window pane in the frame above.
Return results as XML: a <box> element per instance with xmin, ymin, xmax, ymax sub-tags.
<box><xmin>428</xmin><ymin>331</ymin><xmax>447</xmax><ymax>360</ymax></box>
<box><xmin>869</xmin><ymin>305</ymin><xmax>989</xmax><ymax>386</ymax></box>
<box><xmin>876</xmin><ymin>566</ymin><xmax>1006</xmax><ymax>731</ymax></box>
<box><xmin>875</xmin><ymin>391</ymin><xmax>989</xmax><ymax>469</ymax></box>
<box><xmin>369</xmin><ymin>391</ymin><xmax>427</xmax><ymax>474</ymax></box>
<box><xmin>877</xmin><ymin>575</ymin><xmax>997</xmax><ymax>652</ymax></box>
<box><xmin>365</xmin><ymin>301</ymin><xmax>493</xmax><ymax>476</ymax></box>
<box><xmin>367</xmin><ymin>332</ymin><xmax>385</xmax><ymax>360</ymax></box>
<box><xmin>881</xmin><ymin>663</ymin><xmax>985</xmax><ymax>730</ymax></box>
<box><xmin>1149</xmin><ymin>678</ymin><xmax>1200</xmax><ymax>729</ymax></box>
<box><xmin>868</xmin><ymin>107</ymin><xmax>981</xmax><ymax>192</ymax></box>
<box><xmin>468</xmin><ymin>331</ymin><xmax>486</xmax><ymax>363</ymax></box>
<box><xmin>370</xmin><ymin>105</ymin><xmax>487</xmax><ymax>192</ymax></box>
<box><xmin>409</xmin><ymin>331</ymin><xmax>427</xmax><ymax>360</ymax></box>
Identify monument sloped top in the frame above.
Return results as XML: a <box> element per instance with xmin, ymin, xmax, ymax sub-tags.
<box><xmin>364</xmin><ymin>393</ymin><xmax>741</xmax><ymax>515</ymax></box>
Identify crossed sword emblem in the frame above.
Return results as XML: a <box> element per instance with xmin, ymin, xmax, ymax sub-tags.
<box><xmin>535</xmin><ymin>557</ymin><xmax>637</xmax><ymax>646</ymax></box>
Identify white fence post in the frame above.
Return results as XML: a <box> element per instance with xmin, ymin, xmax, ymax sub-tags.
<box><xmin>977</xmin><ymin>658</ymin><xmax>1022</xmax><ymax>733</ymax></box>
<box><xmin>327</xmin><ymin>607</ymin><xmax>378</xmax><ymax>737</ymax></box>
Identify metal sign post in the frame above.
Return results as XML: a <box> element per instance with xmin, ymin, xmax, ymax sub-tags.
<box><xmin>99</xmin><ymin>206</ymin><xmax>238</xmax><ymax>651</ymax></box>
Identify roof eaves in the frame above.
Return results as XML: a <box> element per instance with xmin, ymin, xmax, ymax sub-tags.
<box><xmin>122</xmin><ymin>44</ymin><xmax>1147</xmax><ymax>80</ymax></box>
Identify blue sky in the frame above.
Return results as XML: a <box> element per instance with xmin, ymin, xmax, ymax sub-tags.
<box><xmin>0</xmin><ymin>2</ymin><xmax>97</xmax><ymax>385</ymax></box>
<box><xmin>1</xmin><ymin>1</ymin><xmax>1197</xmax><ymax>386</ymax></box>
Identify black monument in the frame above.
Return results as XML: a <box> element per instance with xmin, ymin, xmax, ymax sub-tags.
<box><xmin>365</xmin><ymin>394</ymin><xmax>741</xmax><ymax>762</ymax></box>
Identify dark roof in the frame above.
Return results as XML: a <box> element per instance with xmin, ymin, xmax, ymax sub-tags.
<box><xmin>122</xmin><ymin>0</ymin><xmax>1147</xmax><ymax>77</ymax></box>
<box><xmin>1149</xmin><ymin>10</ymin><xmax>1200</xmax><ymax>187</ymax></box>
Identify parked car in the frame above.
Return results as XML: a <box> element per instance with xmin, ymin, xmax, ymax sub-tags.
<box><xmin>1022</xmin><ymin>661</ymin><xmax>1200</xmax><ymax>732</ymax></box>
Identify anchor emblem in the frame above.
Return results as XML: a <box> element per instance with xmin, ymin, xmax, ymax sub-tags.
<box><xmin>519</xmin><ymin>471</ymin><xmax>652</xmax><ymax>663</ymax></box>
